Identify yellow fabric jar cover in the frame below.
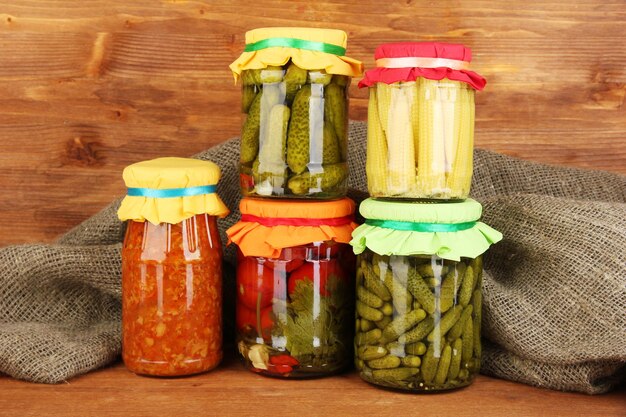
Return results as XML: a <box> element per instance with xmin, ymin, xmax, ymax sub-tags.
<box><xmin>229</xmin><ymin>27</ymin><xmax>364</xmax><ymax>81</ymax></box>
<box><xmin>117</xmin><ymin>157</ymin><xmax>230</xmax><ymax>225</ymax></box>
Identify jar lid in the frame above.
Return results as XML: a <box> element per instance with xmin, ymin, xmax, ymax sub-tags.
<box><xmin>226</xmin><ymin>197</ymin><xmax>357</xmax><ymax>258</ymax></box>
<box><xmin>358</xmin><ymin>42</ymin><xmax>486</xmax><ymax>90</ymax></box>
<box><xmin>117</xmin><ymin>157</ymin><xmax>230</xmax><ymax>225</ymax></box>
<box><xmin>229</xmin><ymin>27</ymin><xmax>364</xmax><ymax>81</ymax></box>
<box><xmin>350</xmin><ymin>198</ymin><xmax>502</xmax><ymax>261</ymax></box>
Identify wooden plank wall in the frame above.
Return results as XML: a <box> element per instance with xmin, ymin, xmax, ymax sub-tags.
<box><xmin>0</xmin><ymin>0</ymin><xmax>624</xmax><ymax>245</ymax></box>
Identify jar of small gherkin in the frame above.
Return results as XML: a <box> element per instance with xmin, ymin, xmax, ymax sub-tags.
<box><xmin>230</xmin><ymin>27</ymin><xmax>363</xmax><ymax>199</ymax></box>
<box><xmin>350</xmin><ymin>198</ymin><xmax>502</xmax><ymax>391</ymax></box>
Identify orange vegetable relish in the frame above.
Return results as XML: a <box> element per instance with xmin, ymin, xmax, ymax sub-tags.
<box><xmin>122</xmin><ymin>213</ymin><xmax>223</xmax><ymax>376</ymax></box>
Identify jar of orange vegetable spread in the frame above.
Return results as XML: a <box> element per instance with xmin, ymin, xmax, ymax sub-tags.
<box><xmin>117</xmin><ymin>157</ymin><xmax>230</xmax><ymax>376</ymax></box>
<box><xmin>350</xmin><ymin>198</ymin><xmax>502</xmax><ymax>391</ymax></box>
<box><xmin>230</xmin><ymin>27</ymin><xmax>363</xmax><ymax>199</ymax></box>
<box><xmin>359</xmin><ymin>42</ymin><xmax>486</xmax><ymax>200</ymax></box>
<box><xmin>226</xmin><ymin>197</ymin><xmax>357</xmax><ymax>377</ymax></box>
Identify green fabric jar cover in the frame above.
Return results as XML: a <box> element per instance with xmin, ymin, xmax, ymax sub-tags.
<box><xmin>350</xmin><ymin>198</ymin><xmax>502</xmax><ymax>261</ymax></box>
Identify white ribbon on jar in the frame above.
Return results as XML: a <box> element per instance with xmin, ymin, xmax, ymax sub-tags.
<box><xmin>375</xmin><ymin>57</ymin><xmax>470</xmax><ymax>70</ymax></box>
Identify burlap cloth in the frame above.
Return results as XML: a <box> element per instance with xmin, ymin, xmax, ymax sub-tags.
<box><xmin>1</xmin><ymin>122</ymin><xmax>624</xmax><ymax>394</ymax></box>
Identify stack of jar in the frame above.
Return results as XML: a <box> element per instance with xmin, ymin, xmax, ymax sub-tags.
<box><xmin>350</xmin><ymin>42</ymin><xmax>502</xmax><ymax>391</ymax></box>
<box><xmin>226</xmin><ymin>28</ymin><xmax>364</xmax><ymax>377</ymax></box>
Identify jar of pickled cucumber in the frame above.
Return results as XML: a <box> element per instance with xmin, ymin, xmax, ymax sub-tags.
<box><xmin>230</xmin><ymin>27</ymin><xmax>363</xmax><ymax>199</ymax></box>
<box><xmin>117</xmin><ymin>158</ymin><xmax>230</xmax><ymax>377</ymax></box>
<box><xmin>226</xmin><ymin>198</ymin><xmax>357</xmax><ymax>377</ymax></box>
<box><xmin>359</xmin><ymin>42</ymin><xmax>486</xmax><ymax>200</ymax></box>
<box><xmin>350</xmin><ymin>198</ymin><xmax>502</xmax><ymax>391</ymax></box>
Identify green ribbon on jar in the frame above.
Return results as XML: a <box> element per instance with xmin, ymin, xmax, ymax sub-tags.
<box><xmin>244</xmin><ymin>37</ymin><xmax>346</xmax><ymax>56</ymax></box>
<box><xmin>365</xmin><ymin>219</ymin><xmax>476</xmax><ymax>232</ymax></box>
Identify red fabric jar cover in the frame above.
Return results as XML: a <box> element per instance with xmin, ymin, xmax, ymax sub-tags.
<box><xmin>358</xmin><ymin>42</ymin><xmax>486</xmax><ymax>90</ymax></box>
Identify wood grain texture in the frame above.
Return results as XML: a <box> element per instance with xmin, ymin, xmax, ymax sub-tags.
<box><xmin>0</xmin><ymin>358</ymin><xmax>624</xmax><ymax>417</ymax></box>
<box><xmin>0</xmin><ymin>0</ymin><xmax>624</xmax><ymax>245</ymax></box>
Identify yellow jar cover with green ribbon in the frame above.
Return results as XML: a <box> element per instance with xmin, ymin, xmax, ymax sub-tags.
<box><xmin>350</xmin><ymin>198</ymin><xmax>501</xmax><ymax>392</ymax></box>
<box><xmin>117</xmin><ymin>157</ymin><xmax>229</xmax><ymax>377</ymax></box>
<box><xmin>230</xmin><ymin>27</ymin><xmax>363</xmax><ymax>199</ymax></box>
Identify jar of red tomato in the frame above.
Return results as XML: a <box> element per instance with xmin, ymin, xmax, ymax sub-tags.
<box><xmin>226</xmin><ymin>198</ymin><xmax>357</xmax><ymax>377</ymax></box>
<box><xmin>117</xmin><ymin>157</ymin><xmax>230</xmax><ymax>376</ymax></box>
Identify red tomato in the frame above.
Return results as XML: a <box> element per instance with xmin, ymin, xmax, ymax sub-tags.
<box><xmin>237</xmin><ymin>258</ymin><xmax>283</xmax><ymax>310</ymax></box>
<box><xmin>288</xmin><ymin>259</ymin><xmax>346</xmax><ymax>297</ymax></box>
<box><xmin>263</xmin><ymin>258</ymin><xmax>305</xmax><ymax>273</ymax></box>
<box><xmin>236</xmin><ymin>305</ymin><xmax>274</xmax><ymax>338</ymax></box>
<box><xmin>318</xmin><ymin>241</ymin><xmax>341</xmax><ymax>259</ymax></box>
<box><xmin>269</xmin><ymin>354</ymin><xmax>299</xmax><ymax>367</ymax></box>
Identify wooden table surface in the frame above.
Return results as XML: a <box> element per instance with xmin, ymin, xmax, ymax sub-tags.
<box><xmin>0</xmin><ymin>0</ymin><xmax>625</xmax><ymax>245</ymax></box>
<box><xmin>1</xmin><ymin>355</ymin><xmax>624</xmax><ymax>417</ymax></box>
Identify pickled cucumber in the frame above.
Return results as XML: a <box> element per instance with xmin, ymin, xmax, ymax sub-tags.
<box><xmin>357</xmin><ymin>345</ymin><xmax>387</xmax><ymax>361</ymax></box>
<box><xmin>381</xmin><ymin>308</ymin><xmax>427</xmax><ymax>343</ymax></box>
<box><xmin>242</xmin><ymin>69</ymin><xmax>261</xmax><ymax>86</ymax></box>
<box><xmin>397</xmin><ymin>317</ymin><xmax>434</xmax><ymax>345</ymax></box>
<box><xmin>240</xmin><ymin>92</ymin><xmax>261</xmax><ymax>164</ymax></box>
<box><xmin>421</xmin><ymin>342</ymin><xmax>440</xmax><ymax>384</ymax></box>
<box><xmin>439</xmin><ymin>263</ymin><xmax>466</xmax><ymax>313</ymax></box>
<box><xmin>385</xmin><ymin>342</ymin><xmax>405</xmax><ymax>357</ymax></box>
<box><xmin>254</xmin><ymin>104</ymin><xmax>290</xmax><ymax>195</ymax></box>
<box><xmin>324</xmin><ymin>83</ymin><xmax>347</xmax><ymax>160</ymax></box>
<box><xmin>371</xmin><ymin>367</ymin><xmax>419</xmax><ymax>381</ymax></box>
<box><xmin>448</xmin><ymin>338</ymin><xmax>463</xmax><ymax>381</ymax></box>
<box><xmin>323</xmin><ymin>123</ymin><xmax>341</xmax><ymax>164</ymax></box>
<box><xmin>401</xmin><ymin>355</ymin><xmax>422</xmax><ymax>368</ymax></box>
<box><xmin>406</xmin><ymin>342</ymin><xmax>427</xmax><ymax>356</ymax></box>
<box><xmin>287</xmin><ymin>163</ymin><xmax>347</xmax><ymax>195</ymax></box>
<box><xmin>461</xmin><ymin>316</ymin><xmax>473</xmax><ymax>363</ymax></box>
<box><xmin>374</xmin><ymin>315</ymin><xmax>392</xmax><ymax>330</ymax></box>
<box><xmin>458</xmin><ymin>264</ymin><xmax>475</xmax><ymax>306</ymax></box>
<box><xmin>362</xmin><ymin>263</ymin><xmax>392</xmax><ymax>301</ymax></box>
<box><xmin>357</xmin><ymin>285</ymin><xmax>383</xmax><ymax>309</ymax></box>
<box><xmin>356</xmin><ymin>328</ymin><xmax>382</xmax><ymax>346</ymax></box>
<box><xmin>368</xmin><ymin>355</ymin><xmax>401</xmax><ymax>369</ymax></box>
<box><xmin>381</xmin><ymin>269</ymin><xmax>413</xmax><ymax>315</ymax></box>
<box><xmin>360</xmin><ymin>319</ymin><xmax>375</xmax><ymax>332</ymax></box>
<box><xmin>357</xmin><ymin>300</ymin><xmax>384</xmax><ymax>322</ymax></box>
<box><xmin>308</xmin><ymin>70</ymin><xmax>333</xmax><ymax>85</ymax></box>
<box><xmin>427</xmin><ymin>306</ymin><xmax>462</xmax><ymax>343</ymax></box>
<box><xmin>286</xmin><ymin>85</ymin><xmax>313</xmax><ymax>174</ymax></box>
<box><xmin>242</xmin><ymin>85</ymin><xmax>258</xmax><ymax>113</ymax></box>
<box><xmin>434</xmin><ymin>344</ymin><xmax>452</xmax><ymax>384</ymax></box>
<box><xmin>260</xmin><ymin>66</ymin><xmax>284</xmax><ymax>83</ymax></box>
<box><xmin>406</xmin><ymin>268</ymin><xmax>436</xmax><ymax>314</ymax></box>
<box><xmin>380</xmin><ymin>302</ymin><xmax>394</xmax><ymax>316</ymax></box>
<box><xmin>447</xmin><ymin>304</ymin><xmax>473</xmax><ymax>341</ymax></box>
<box><xmin>284</xmin><ymin>62</ymin><xmax>307</xmax><ymax>101</ymax></box>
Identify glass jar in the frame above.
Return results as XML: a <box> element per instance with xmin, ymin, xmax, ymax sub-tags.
<box><xmin>350</xmin><ymin>198</ymin><xmax>502</xmax><ymax>391</ymax></box>
<box><xmin>226</xmin><ymin>197</ymin><xmax>357</xmax><ymax>377</ymax></box>
<box><xmin>230</xmin><ymin>27</ymin><xmax>363</xmax><ymax>199</ymax></box>
<box><xmin>359</xmin><ymin>42</ymin><xmax>486</xmax><ymax>200</ymax></box>
<box><xmin>118</xmin><ymin>157</ymin><xmax>230</xmax><ymax>376</ymax></box>
<box><xmin>122</xmin><ymin>214</ymin><xmax>223</xmax><ymax>376</ymax></box>
<box><xmin>355</xmin><ymin>250</ymin><xmax>482</xmax><ymax>390</ymax></box>
<box><xmin>236</xmin><ymin>242</ymin><xmax>355</xmax><ymax>377</ymax></box>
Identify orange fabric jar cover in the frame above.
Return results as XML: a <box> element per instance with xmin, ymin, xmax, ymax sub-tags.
<box><xmin>226</xmin><ymin>198</ymin><xmax>357</xmax><ymax>258</ymax></box>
